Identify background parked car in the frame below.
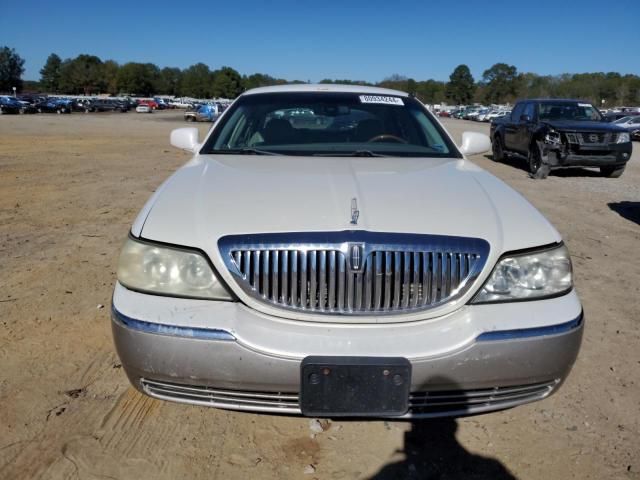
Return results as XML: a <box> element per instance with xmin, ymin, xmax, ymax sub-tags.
<box><xmin>0</xmin><ymin>96</ymin><xmax>23</xmax><ymax>114</ymax></box>
<box><xmin>137</xmin><ymin>99</ymin><xmax>158</xmax><ymax>110</ymax></box>
<box><xmin>136</xmin><ymin>104</ymin><xmax>152</xmax><ymax>113</ymax></box>
<box><xmin>35</xmin><ymin>98</ymin><xmax>71</xmax><ymax>114</ymax></box>
<box><xmin>613</xmin><ymin>115</ymin><xmax>640</xmax><ymax>131</ymax></box>
<box><xmin>184</xmin><ymin>103</ymin><xmax>220</xmax><ymax>122</ymax></box>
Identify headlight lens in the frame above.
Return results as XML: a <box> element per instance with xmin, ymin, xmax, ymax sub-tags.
<box><xmin>544</xmin><ymin>129</ymin><xmax>561</xmax><ymax>144</ymax></box>
<box><xmin>117</xmin><ymin>238</ymin><xmax>233</xmax><ymax>300</ymax></box>
<box><xmin>616</xmin><ymin>132</ymin><xmax>630</xmax><ymax>143</ymax></box>
<box><xmin>471</xmin><ymin>244</ymin><xmax>572</xmax><ymax>303</ymax></box>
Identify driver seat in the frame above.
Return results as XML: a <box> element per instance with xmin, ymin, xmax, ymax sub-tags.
<box><xmin>353</xmin><ymin>119</ymin><xmax>385</xmax><ymax>142</ymax></box>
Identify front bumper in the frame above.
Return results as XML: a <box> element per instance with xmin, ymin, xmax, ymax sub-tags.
<box><xmin>545</xmin><ymin>141</ymin><xmax>632</xmax><ymax>167</ymax></box>
<box><xmin>111</xmin><ymin>283</ymin><xmax>583</xmax><ymax>418</ymax></box>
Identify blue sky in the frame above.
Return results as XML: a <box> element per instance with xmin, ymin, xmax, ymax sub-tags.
<box><xmin>2</xmin><ymin>0</ymin><xmax>639</xmax><ymax>82</ymax></box>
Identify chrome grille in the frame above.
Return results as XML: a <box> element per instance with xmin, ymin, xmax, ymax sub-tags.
<box><xmin>219</xmin><ymin>232</ymin><xmax>489</xmax><ymax>315</ymax></box>
<box><xmin>565</xmin><ymin>132</ymin><xmax>616</xmax><ymax>145</ymax></box>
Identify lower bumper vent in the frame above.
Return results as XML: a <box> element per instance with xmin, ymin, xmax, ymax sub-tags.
<box><xmin>141</xmin><ymin>378</ymin><xmax>558</xmax><ymax>417</ymax></box>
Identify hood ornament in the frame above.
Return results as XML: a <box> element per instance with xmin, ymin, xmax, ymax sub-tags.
<box><xmin>350</xmin><ymin>198</ymin><xmax>360</xmax><ymax>225</ymax></box>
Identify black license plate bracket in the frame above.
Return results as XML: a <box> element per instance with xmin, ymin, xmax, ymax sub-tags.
<box><xmin>300</xmin><ymin>356</ymin><xmax>411</xmax><ymax>417</ymax></box>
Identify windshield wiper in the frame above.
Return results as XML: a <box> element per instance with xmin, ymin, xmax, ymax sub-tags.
<box><xmin>313</xmin><ymin>150</ymin><xmax>388</xmax><ymax>157</ymax></box>
<box><xmin>212</xmin><ymin>147</ymin><xmax>278</xmax><ymax>155</ymax></box>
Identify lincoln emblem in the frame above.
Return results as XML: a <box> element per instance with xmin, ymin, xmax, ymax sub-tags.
<box><xmin>349</xmin><ymin>244</ymin><xmax>363</xmax><ymax>271</ymax></box>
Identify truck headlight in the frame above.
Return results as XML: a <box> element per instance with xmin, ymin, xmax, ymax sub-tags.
<box><xmin>117</xmin><ymin>237</ymin><xmax>234</xmax><ymax>300</ymax></box>
<box><xmin>544</xmin><ymin>130</ymin><xmax>561</xmax><ymax>145</ymax></box>
<box><xmin>471</xmin><ymin>244</ymin><xmax>572</xmax><ymax>303</ymax></box>
<box><xmin>616</xmin><ymin>132</ymin><xmax>630</xmax><ymax>143</ymax></box>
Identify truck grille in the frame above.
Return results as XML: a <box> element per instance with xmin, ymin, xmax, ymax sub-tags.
<box><xmin>565</xmin><ymin>132</ymin><xmax>617</xmax><ymax>145</ymax></box>
<box><xmin>218</xmin><ymin>232</ymin><xmax>489</xmax><ymax>316</ymax></box>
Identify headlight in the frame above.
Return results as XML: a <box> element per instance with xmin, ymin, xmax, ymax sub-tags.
<box><xmin>616</xmin><ymin>132</ymin><xmax>630</xmax><ymax>143</ymax></box>
<box><xmin>544</xmin><ymin>129</ymin><xmax>561</xmax><ymax>145</ymax></box>
<box><xmin>117</xmin><ymin>237</ymin><xmax>233</xmax><ymax>300</ymax></box>
<box><xmin>471</xmin><ymin>244</ymin><xmax>572</xmax><ymax>304</ymax></box>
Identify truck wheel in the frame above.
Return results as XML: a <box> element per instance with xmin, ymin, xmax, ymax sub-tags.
<box><xmin>600</xmin><ymin>165</ymin><xmax>625</xmax><ymax>178</ymax></box>
<box><xmin>492</xmin><ymin>135</ymin><xmax>505</xmax><ymax>162</ymax></box>
<box><xmin>528</xmin><ymin>144</ymin><xmax>550</xmax><ymax>179</ymax></box>
<box><xmin>186</xmin><ymin>116</ymin><xmax>195</xmax><ymax>122</ymax></box>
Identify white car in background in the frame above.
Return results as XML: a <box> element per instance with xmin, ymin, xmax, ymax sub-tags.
<box><xmin>135</xmin><ymin>104</ymin><xmax>152</xmax><ymax>113</ymax></box>
<box><xmin>613</xmin><ymin>115</ymin><xmax>640</xmax><ymax>131</ymax></box>
<box><xmin>487</xmin><ymin>110</ymin><xmax>511</xmax><ymax>122</ymax></box>
<box><xmin>112</xmin><ymin>84</ymin><xmax>582</xmax><ymax>418</ymax></box>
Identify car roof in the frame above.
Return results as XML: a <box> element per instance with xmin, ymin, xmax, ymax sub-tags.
<box><xmin>242</xmin><ymin>83</ymin><xmax>409</xmax><ymax>97</ymax></box>
<box><xmin>518</xmin><ymin>98</ymin><xmax>594</xmax><ymax>104</ymax></box>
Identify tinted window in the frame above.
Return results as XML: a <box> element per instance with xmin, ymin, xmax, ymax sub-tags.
<box><xmin>202</xmin><ymin>92</ymin><xmax>459</xmax><ymax>158</ymax></box>
<box><xmin>511</xmin><ymin>103</ymin><xmax>525</xmax><ymax>122</ymax></box>
<box><xmin>523</xmin><ymin>103</ymin><xmax>535</xmax><ymax>119</ymax></box>
<box><xmin>538</xmin><ymin>102</ymin><xmax>602</xmax><ymax>121</ymax></box>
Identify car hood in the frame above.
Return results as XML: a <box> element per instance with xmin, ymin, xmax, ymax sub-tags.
<box><xmin>138</xmin><ymin>155</ymin><xmax>560</xmax><ymax>267</ymax></box>
<box><xmin>542</xmin><ymin>119</ymin><xmax>627</xmax><ymax>132</ymax></box>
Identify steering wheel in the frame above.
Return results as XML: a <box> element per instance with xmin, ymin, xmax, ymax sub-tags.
<box><xmin>367</xmin><ymin>134</ymin><xmax>408</xmax><ymax>144</ymax></box>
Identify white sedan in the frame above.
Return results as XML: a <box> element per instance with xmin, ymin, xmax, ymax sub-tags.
<box><xmin>112</xmin><ymin>84</ymin><xmax>582</xmax><ymax>418</ymax></box>
<box><xmin>135</xmin><ymin>104</ymin><xmax>152</xmax><ymax>113</ymax></box>
<box><xmin>613</xmin><ymin>115</ymin><xmax>640</xmax><ymax>131</ymax></box>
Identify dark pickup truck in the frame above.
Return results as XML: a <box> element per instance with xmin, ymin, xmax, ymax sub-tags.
<box><xmin>490</xmin><ymin>99</ymin><xmax>632</xmax><ymax>178</ymax></box>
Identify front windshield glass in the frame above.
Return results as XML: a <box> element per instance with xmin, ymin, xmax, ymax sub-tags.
<box><xmin>538</xmin><ymin>102</ymin><xmax>602</xmax><ymax>121</ymax></box>
<box><xmin>202</xmin><ymin>92</ymin><xmax>458</xmax><ymax>157</ymax></box>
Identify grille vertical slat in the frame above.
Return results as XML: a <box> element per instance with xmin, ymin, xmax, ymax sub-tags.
<box><xmin>384</xmin><ymin>252</ymin><xmax>392</xmax><ymax>310</ymax></box>
<box><xmin>346</xmin><ymin>265</ymin><xmax>355</xmax><ymax>310</ymax></box>
<box><xmin>290</xmin><ymin>251</ymin><xmax>298</xmax><ymax>307</ymax></box>
<box><xmin>328</xmin><ymin>251</ymin><xmax>336</xmax><ymax>310</ymax></box>
<box><xmin>226</xmin><ymin>234</ymin><xmax>488</xmax><ymax>315</ymax></box>
<box><xmin>318</xmin><ymin>251</ymin><xmax>327</xmax><ymax>310</ymax></box>
<box><xmin>281</xmin><ymin>250</ymin><xmax>289</xmax><ymax>305</ymax></box>
<box><xmin>309</xmin><ymin>251</ymin><xmax>317</xmax><ymax>310</ymax></box>
<box><xmin>374</xmin><ymin>253</ymin><xmax>383</xmax><ymax>310</ymax></box>
<box><xmin>422</xmin><ymin>252</ymin><xmax>431</xmax><ymax>306</ymax></box>
<box><xmin>411</xmin><ymin>252</ymin><xmax>420</xmax><ymax>307</ymax></box>
<box><xmin>401</xmin><ymin>252</ymin><xmax>410</xmax><ymax>308</ymax></box>
<box><xmin>337</xmin><ymin>253</ymin><xmax>346</xmax><ymax>310</ymax></box>
<box><xmin>299</xmin><ymin>251</ymin><xmax>307</xmax><ymax>308</ymax></box>
<box><xmin>432</xmin><ymin>253</ymin><xmax>440</xmax><ymax>303</ymax></box>
<box><xmin>271</xmin><ymin>250</ymin><xmax>279</xmax><ymax>301</ymax></box>
<box><xmin>364</xmin><ymin>257</ymin><xmax>373</xmax><ymax>310</ymax></box>
<box><xmin>392</xmin><ymin>252</ymin><xmax>401</xmax><ymax>309</ymax></box>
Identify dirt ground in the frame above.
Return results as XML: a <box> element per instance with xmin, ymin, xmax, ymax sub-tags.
<box><xmin>1</xmin><ymin>111</ymin><xmax>638</xmax><ymax>480</ymax></box>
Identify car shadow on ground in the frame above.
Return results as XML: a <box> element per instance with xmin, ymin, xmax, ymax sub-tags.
<box><xmin>367</xmin><ymin>376</ymin><xmax>516</xmax><ymax>479</ymax></box>
<box><xmin>368</xmin><ymin>417</ymin><xmax>516</xmax><ymax>480</ymax></box>
<box><xmin>609</xmin><ymin>202</ymin><xmax>640</xmax><ymax>226</ymax></box>
<box><xmin>482</xmin><ymin>155</ymin><xmax>602</xmax><ymax>178</ymax></box>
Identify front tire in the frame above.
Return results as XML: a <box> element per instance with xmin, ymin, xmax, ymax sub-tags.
<box><xmin>528</xmin><ymin>143</ymin><xmax>550</xmax><ymax>179</ymax></box>
<box><xmin>600</xmin><ymin>165</ymin><xmax>625</xmax><ymax>178</ymax></box>
<box><xmin>492</xmin><ymin>135</ymin><xmax>505</xmax><ymax>162</ymax></box>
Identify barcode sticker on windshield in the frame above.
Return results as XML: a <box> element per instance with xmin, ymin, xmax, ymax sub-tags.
<box><xmin>359</xmin><ymin>95</ymin><xmax>404</xmax><ymax>106</ymax></box>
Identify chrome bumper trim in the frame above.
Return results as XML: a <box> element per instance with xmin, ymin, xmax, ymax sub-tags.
<box><xmin>111</xmin><ymin>305</ymin><xmax>236</xmax><ymax>341</ymax></box>
<box><xmin>477</xmin><ymin>311</ymin><xmax>583</xmax><ymax>341</ymax></box>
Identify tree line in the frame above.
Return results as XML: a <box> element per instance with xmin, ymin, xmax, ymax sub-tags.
<box><xmin>1</xmin><ymin>46</ymin><xmax>639</xmax><ymax>106</ymax></box>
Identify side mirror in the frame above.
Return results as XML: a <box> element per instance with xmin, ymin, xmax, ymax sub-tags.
<box><xmin>170</xmin><ymin>127</ymin><xmax>200</xmax><ymax>152</ymax></box>
<box><xmin>459</xmin><ymin>131</ymin><xmax>491</xmax><ymax>156</ymax></box>
<box><xmin>520</xmin><ymin>114</ymin><xmax>531</xmax><ymax>123</ymax></box>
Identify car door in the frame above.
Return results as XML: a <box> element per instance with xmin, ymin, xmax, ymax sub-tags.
<box><xmin>504</xmin><ymin>102</ymin><xmax>524</xmax><ymax>151</ymax></box>
<box><xmin>516</xmin><ymin>102</ymin><xmax>536</xmax><ymax>153</ymax></box>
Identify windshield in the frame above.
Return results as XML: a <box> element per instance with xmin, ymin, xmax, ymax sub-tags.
<box><xmin>201</xmin><ymin>92</ymin><xmax>459</xmax><ymax>157</ymax></box>
<box><xmin>538</xmin><ymin>102</ymin><xmax>602</xmax><ymax>122</ymax></box>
